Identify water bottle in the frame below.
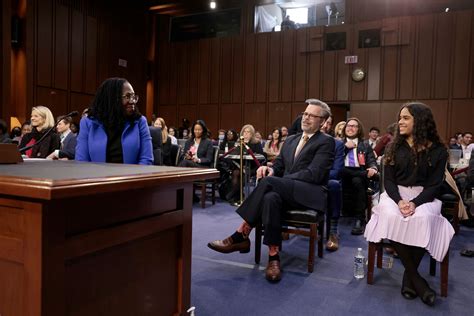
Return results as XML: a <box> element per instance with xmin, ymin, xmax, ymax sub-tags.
<box><xmin>354</xmin><ymin>247</ymin><xmax>365</xmax><ymax>279</ymax></box>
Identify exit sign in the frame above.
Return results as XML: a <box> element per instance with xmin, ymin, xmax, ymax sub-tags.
<box><xmin>345</xmin><ymin>56</ymin><xmax>358</xmax><ymax>64</ymax></box>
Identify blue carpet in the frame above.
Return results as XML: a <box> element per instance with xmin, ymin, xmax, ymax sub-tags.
<box><xmin>190</xmin><ymin>200</ymin><xmax>474</xmax><ymax>315</ymax></box>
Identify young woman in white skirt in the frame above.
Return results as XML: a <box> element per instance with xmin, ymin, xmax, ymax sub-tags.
<box><xmin>364</xmin><ymin>102</ymin><xmax>454</xmax><ymax>306</ymax></box>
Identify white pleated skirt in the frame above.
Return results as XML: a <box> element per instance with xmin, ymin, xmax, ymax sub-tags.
<box><xmin>364</xmin><ymin>186</ymin><xmax>455</xmax><ymax>262</ymax></box>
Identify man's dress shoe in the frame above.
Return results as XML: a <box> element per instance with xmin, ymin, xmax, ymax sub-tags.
<box><xmin>326</xmin><ymin>233</ymin><xmax>339</xmax><ymax>251</ymax></box>
<box><xmin>207</xmin><ymin>236</ymin><xmax>250</xmax><ymax>254</ymax></box>
<box><xmin>265</xmin><ymin>260</ymin><xmax>281</xmax><ymax>282</ymax></box>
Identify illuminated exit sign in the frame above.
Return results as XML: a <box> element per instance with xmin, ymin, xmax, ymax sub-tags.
<box><xmin>345</xmin><ymin>56</ymin><xmax>358</xmax><ymax>64</ymax></box>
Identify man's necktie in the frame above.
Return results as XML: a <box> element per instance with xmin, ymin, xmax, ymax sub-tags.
<box><xmin>295</xmin><ymin>135</ymin><xmax>309</xmax><ymax>158</ymax></box>
<box><xmin>348</xmin><ymin>149</ymin><xmax>356</xmax><ymax>167</ymax></box>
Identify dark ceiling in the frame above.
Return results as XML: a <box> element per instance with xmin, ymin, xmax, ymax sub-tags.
<box><xmin>146</xmin><ymin>0</ymin><xmax>243</xmax><ymax>17</ymax></box>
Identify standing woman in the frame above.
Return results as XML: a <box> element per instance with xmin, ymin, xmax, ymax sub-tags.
<box><xmin>75</xmin><ymin>77</ymin><xmax>153</xmax><ymax>165</ymax></box>
<box><xmin>263</xmin><ymin>128</ymin><xmax>283</xmax><ymax>164</ymax></box>
<box><xmin>179</xmin><ymin>119</ymin><xmax>214</xmax><ymax>168</ymax></box>
<box><xmin>19</xmin><ymin>106</ymin><xmax>60</xmax><ymax>158</ymax></box>
<box><xmin>364</xmin><ymin>102</ymin><xmax>454</xmax><ymax>306</ymax></box>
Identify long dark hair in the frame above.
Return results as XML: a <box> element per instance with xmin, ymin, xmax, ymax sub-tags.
<box><xmin>271</xmin><ymin>128</ymin><xmax>283</xmax><ymax>147</ymax></box>
<box><xmin>88</xmin><ymin>77</ymin><xmax>140</xmax><ymax>129</ymax></box>
<box><xmin>384</xmin><ymin>102</ymin><xmax>444</xmax><ymax>165</ymax></box>
<box><xmin>191</xmin><ymin>119</ymin><xmax>208</xmax><ymax>140</ymax></box>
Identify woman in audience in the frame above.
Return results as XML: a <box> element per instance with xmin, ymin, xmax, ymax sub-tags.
<box><xmin>179</xmin><ymin>119</ymin><xmax>213</xmax><ymax>168</ymax></box>
<box><xmin>169</xmin><ymin>126</ymin><xmax>177</xmax><ymax>138</ymax></box>
<box><xmin>76</xmin><ymin>77</ymin><xmax>153</xmax><ymax>165</ymax></box>
<box><xmin>263</xmin><ymin>128</ymin><xmax>283</xmax><ymax>164</ymax></box>
<box><xmin>153</xmin><ymin>117</ymin><xmax>177</xmax><ymax>165</ymax></box>
<box><xmin>154</xmin><ymin>117</ymin><xmax>177</xmax><ymax>145</ymax></box>
<box><xmin>19</xmin><ymin>106</ymin><xmax>60</xmax><ymax>158</ymax></box>
<box><xmin>334</xmin><ymin>121</ymin><xmax>346</xmax><ymax>140</ymax></box>
<box><xmin>219</xmin><ymin>129</ymin><xmax>238</xmax><ymax>153</ymax></box>
<box><xmin>227</xmin><ymin>124</ymin><xmax>264</xmax><ymax>204</ymax></box>
<box><xmin>364</xmin><ymin>102</ymin><xmax>454</xmax><ymax>306</ymax></box>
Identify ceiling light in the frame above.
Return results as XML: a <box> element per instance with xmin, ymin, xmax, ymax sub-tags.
<box><xmin>210</xmin><ymin>1</ymin><xmax>216</xmax><ymax>9</ymax></box>
<box><xmin>445</xmin><ymin>7</ymin><xmax>450</xmax><ymax>13</ymax></box>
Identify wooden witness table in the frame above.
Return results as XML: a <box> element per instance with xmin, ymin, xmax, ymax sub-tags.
<box><xmin>0</xmin><ymin>160</ymin><xmax>218</xmax><ymax>316</ymax></box>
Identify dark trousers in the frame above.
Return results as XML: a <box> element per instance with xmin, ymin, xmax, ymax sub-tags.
<box><xmin>342</xmin><ymin>169</ymin><xmax>369</xmax><ymax>221</ymax></box>
<box><xmin>328</xmin><ymin>179</ymin><xmax>342</xmax><ymax>220</ymax></box>
<box><xmin>236</xmin><ymin>176</ymin><xmax>307</xmax><ymax>247</ymax></box>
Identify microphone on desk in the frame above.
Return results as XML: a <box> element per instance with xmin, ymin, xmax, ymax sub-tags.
<box><xmin>19</xmin><ymin>111</ymin><xmax>79</xmax><ymax>154</ymax></box>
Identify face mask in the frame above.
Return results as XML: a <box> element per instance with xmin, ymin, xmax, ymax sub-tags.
<box><xmin>218</xmin><ymin>134</ymin><xmax>225</xmax><ymax>141</ymax></box>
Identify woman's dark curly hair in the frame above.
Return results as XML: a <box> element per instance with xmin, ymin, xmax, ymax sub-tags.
<box><xmin>191</xmin><ymin>119</ymin><xmax>209</xmax><ymax>140</ymax></box>
<box><xmin>88</xmin><ymin>77</ymin><xmax>140</xmax><ymax>129</ymax></box>
<box><xmin>384</xmin><ymin>102</ymin><xmax>444</xmax><ymax>165</ymax></box>
<box><xmin>271</xmin><ymin>128</ymin><xmax>283</xmax><ymax>147</ymax></box>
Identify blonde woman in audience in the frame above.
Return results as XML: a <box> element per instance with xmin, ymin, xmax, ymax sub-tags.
<box><xmin>263</xmin><ymin>128</ymin><xmax>283</xmax><ymax>164</ymax></box>
<box><xmin>334</xmin><ymin>121</ymin><xmax>346</xmax><ymax>140</ymax></box>
<box><xmin>154</xmin><ymin>117</ymin><xmax>178</xmax><ymax>145</ymax></box>
<box><xmin>19</xmin><ymin>106</ymin><xmax>60</xmax><ymax>158</ymax></box>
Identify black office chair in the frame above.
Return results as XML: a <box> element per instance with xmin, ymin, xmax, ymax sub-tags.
<box><xmin>193</xmin><ymin>146</ymin><xmax>219</xmax><ymax>208</ymax></box>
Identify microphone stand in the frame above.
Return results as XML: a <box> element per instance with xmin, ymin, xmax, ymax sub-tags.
<box><xmin>19</xmin><ymin>111</ymin><xmax>79</xmax><ymax>155</ymax></box>
<box><xmin>239</xmin><ymin>136</ymin><xmax>244</xmax><ymax>206</ymax></box>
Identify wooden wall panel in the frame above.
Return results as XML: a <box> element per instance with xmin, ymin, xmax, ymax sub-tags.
<box><xmin>84</xmin><ymin>16</ymin><xmax>97</xmax><ymax>95</ymax></box>
<box><xmin>399</xmin><ymin>41</ymin><xmax>415</xmax><ymax>99</ymax></box>
<box><xmin>415</xmin><ymin>15</ymin><xmax>435</xmax><ymax>99</ymax></box>
<box><xmin>281</xmin><ymin>31</ymin><xmax>295</xmax><ymax>102</ymax></box>
<box><xmin>198</xmin><ymin>40</ymin><xmax>210</xmax><ymax>104</ymax></box>
<box><xmin>54</xmin><ymin>3</ymin><xmax>69</xmax><ymax>90</ymax></box>
<box><xmin>176</xmin><ymin>43</ymin><xmax>188</xmax><ymax>105</ymax></box>
<box><xmin>433</xmin><ymin>14</ymin><xmax>453</xmax><ymax>99</ymax></box>
<box><xmin>70</xmin><ymin>92</ymin><xmax>93</xmax><ymax>114</ymax></box>
<box><xmin>158</xmin><ymin>43</ymin><xmax>170</xmax><ymax>105</ymax></box>
<box><xmin>178</xmin><ymin>105</ymin><xmax>197</xmax><ymax>126</ymax></box>
<box><xmin>268</xmin><ymin>33</ymin><xmax>281</xmax><ymax>102</ymax></box>
<box><xmin>244</xmin><ymin>35</ymin><xmax>255</xmax><ymax>103</ymax></box>
<box><xmin>268</xmin><ymin>103</ymin><xmax>291</xmax><ymax>131</ymax></box>
<box><xmin>452</xmin><ymin>11</ymin><xmax>472</xmax><ymax>98</ymax></box>
<box><xmin>419</xmin><ymin>99</ymin><xmax>449</xmax><ymax>140</ymax></box>
<box><xmin>349</xmin><ymin>103</ymin><xmax>381</xmax><ymax>132</ymax></box>
<box><xmin>209</xmin><ymin>40</ymin><xmax>221</xmax><ymax>104</ymax></box>
<box><xmin>37</xmin><ymin>0</ymin><xmax>53</xmax><ymax>87</ymax></box>
<box><xmin>291</xmin><ymin>102</ymin><xmax>306</xmax><ymax>124</ymax></box>
<box><xmin>294</xmin><ymin>29</ymin><xmax>307</xmax><ymax>101</ymax></box>
<box><xmin>307</xmin><ymin>51</ymin><xmax>322</xmax><ymax>100</ymax></box>
<box><xmin>322</xmin><ymin>51</ymin><xmax>336</xmax><ymax>101</ymax></box>
<box><xmin>36</xmin><ymin>87</ymin><xmax>68</xmax><ymax>118</ymax></box>
<box><xmin>70</xmin><ymin>9</ymin><xmax>84</xmax><ymax>92</ymax></box>
<box><xmin>379</xmin><ymin>102</ymin><xmax>400</xmax><ymax>132</ymax></box>
<box><xmin>168</xmin><ymin>44</ymin><xmax>178</xmax><ymax>105</ymax></box>
<box><xmin>382</xmin><ymin>47</ymin><xmax>398</xmax><ymax>100</ymax></box>
<box><xmin>199</xmin><ymin>104</ymin><xmax>218</xmax><ymax>136</ymax></box>
<box><xmin>188</xmin><ymin>42</ymin><xmax>199</xmax><ymax>104</ymax></box>
<box><xmin>450</xmin><ymin>99</ymin><xmax>474</xmax><ymax>137</ymax></box>
<box><xmin>231</xmin><ymin>37</ymin><xmax>243</xmax><ymax>103</ymax></box>
<box><xmin>336</xmin><ymin>51</ymin><xmax>349</xmax><ymax>101</ymax></box>
<box><xmin>350</xmin><ymin>49</ymin><xmax>366</xmax><ymax>101</ymax></box>
<box><xmin>221</xmin><ymin>38</ymin><xmax>232</xmax><ymax>104</ymax></box>
<box><xmin>157</xmin><ymin>105</ymin><xmax>177</xmax><ymax>128</ymax></box>
<box><xmin>220</xmin><ymin>104</ymin><xmax>242</xmax><ymax>132</ymax></box>
<box><xmin>243</xmin><ymin>103</ymin><xmax>265</xmax><ymax>133</ymax></box>
<box><xmin>367</xmin><ymin>48</ymin><xmax>381</xmax><ymax>100</ymax></box>
<box><xmin>255</xmin><ymin>33</ymin><xmax>268</xmax><ymax>103</ymax></box>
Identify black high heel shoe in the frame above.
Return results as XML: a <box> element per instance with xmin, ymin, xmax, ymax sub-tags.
<box><xmin>420</xmin><ymin>286</ymin><xmax>436</xmax><ymax>306</ymax></box>
<box><xmin>401</xmin><ymin>271</ymin><xmax>417</xmax><ymax>300</ymax></box>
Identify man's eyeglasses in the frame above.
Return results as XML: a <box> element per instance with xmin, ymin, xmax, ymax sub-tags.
<box><xmin>301</xmin><ymin>112</ymin><xmax>324</xmax><ymax>120</ymax></box>
<box><xmin>346</xmin><ymin>124</ymin><xmax>359</xmax><ymax>129</ymax></box>
<box><xmin>122</xmin><ymin>93</ymin><xmax>139</xmax><ymax>103</ymax></box>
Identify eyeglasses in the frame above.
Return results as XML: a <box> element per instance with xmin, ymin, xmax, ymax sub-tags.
<box><xmin>301</xmin><ymin>112</ymin><xmax>324</xmax><ymax>120</ymax></box>
<box><xmin>346</xmin><ymin>124</ymin><xmax>359</xmax><ymax>129</ymax></box>
<box><xmin>122</xmin><ymin>93</ymin><xmax>139</xmax><ymax>103</ymax></box>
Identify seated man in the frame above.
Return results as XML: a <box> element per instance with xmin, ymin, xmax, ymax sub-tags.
<box><xmin>208</xmin><ymin>99</ymin><xmax>335</xmax><ymax>282</ymax></box>
<box><xmin>320</xmin><ymin>115</ymin><xmax>344</xmax><ymax>251</ymax></box>
<box><xmin>47</xmin><ymin>116</ymin><xmax>77</xmax><ymax>160</ymax></box>
<box><xmin>341</xmin><ymin>118</ymin><xmax>378</xmax><ymax>235</ymax></box>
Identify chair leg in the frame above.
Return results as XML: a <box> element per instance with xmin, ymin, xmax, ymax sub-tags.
<box><xmin>255</xmin><ymin>224</ymin><xmax>262</xmax><ymax>265</ymax></box>
<box><xmin>200</xmin><ymin>184</ymin><xmax>206</xmax><ymax>208</ymax></box>
<box><xmin>211</xmin><ymin>182</ymin><xmax>216</xmax><ymax>205</ymax></box>
<box><xmin>376</xmin><ymin>243</ymin><xmax>383</xmax><ymax>268</ymax></box>
<box><xmin>308</xmin><ymin>223</ymin><xmax>316</xmax><ymax>273</ymax></box>
<box><xmin>367</xmin><ymin>242</ymin><xmax>376</xmax><ymax>284</ymax></box>
<box><xmin>430</xmin><ymin>257</ymin><xmax>436</xmax><ymax>276</ymax></box>
<box><xmin>441</xmin><ymin>250</ymin><xmax>449</xmax><ymax>297</ymax></box>
<box><xmin>453</xmin><ymin>213</ymin><xmax>459</xmax><ymax>234</ymax></box>
<box><xmin>318</xmin><ymin>219</ymin><xmax>324</xmax><ymax>258</ymax></box>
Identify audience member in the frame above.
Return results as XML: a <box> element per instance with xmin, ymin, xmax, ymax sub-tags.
<box><xmin>179</xmin><ymin>119</ymin><xmax>213</xmax><ymax>168</ymax></box>
<box><xmin>334</xmin><ymin>121</ymin><xmax>346</xmax><ymax>140</ymax></box>
<box><xmin>288</xmin><ymin>113</ymin><xmax>302</xmax><ymax>136</ymax></box>
<box><xmin>448</xmin><ymin>137</ymin><xmax>458</xmax><ymax>148</ymax></box>
<box><xmin>459</xmin><ymin>132</ymin><xmax>473</xmax><ymax>158</ymax></box>
<box><xmin>216</xmin><ymin>129</ymin><xmax>226</xmax><ymax>146</ymax></box>
<box><xmin>255</xmin><ymin>131</ymin><xmax>265</xmax><ymax>147</ymax></box>
<box><xmin>341</xmin><ymin>118</ymin><xmax>378</xmax><ymax>235</ymax></box>
<box><xmin>70</xmin><ymin>122</ymin><xmax>79</xmax><ymax>135</ymax></box>
<box><xmin>364</xmin><ymin>126</ymin><xmax>380</xmax><ymax>150</ymax></box>
<box><xmin>281</xmin><ymin>15</ymin><xmax>297</xmax><ymax>30</ymax></box>
<box><xmin>19</xmin><ymin>106</ymin><xmax>60</xmax><ymax>158</ymax></box>
<box><xmin>321</xmin><ymin>116</ymin><xmax>344</xmax><ymax>251</ymax></box>
<box><xmin>153</xmin><ymin>117</ymin><xmax>176</xmax><ymax>165</ymax></box>
<box><xmin>149</xmin><ymin>126</ymin><xmax>163</xmax><ymax>165</ymax></box>
<box><xmin>154</xmin><ymin>117</ymin><xmax>177</xmax><ymax>145</ymax></box>
<box><xmin>281</xmin><ymin>126</ymin><xmax>288</xmax><ymax>142</ymax></box>
<box><xmin>75</xmin><ymin>77</ymin><xmax>153</xmax><ymax>165</ymax></box>
<box><xmin>365</xmin><ymin>102</ymin><xmax>454</xmax><ymax>306</ymax></box>
<box><xmin>46</xmin><ymin>116</ymin><xmax>77</xmax><ymax>160</ymax></box>
<box><xmin>219</xmin><ymin>129</ymin><xmax>238</xmax><ymax>153</ymax></box>
<box><xmin>263</xmin><ymin>128</ymin><xmax>283</xmax><ymax>164</ymax></box>
<box><xmin>0</xmin><ymin>119</ymin><xmax>12</xmax><ymax>143</ymax></box>
<box><xmin>374</xmin><ymin>123</ymin><xmax>397</xmax><ymax>157</ymax></box>
<box><xmin>179</xmin><ymin>118</ymin><xmax>191</xmax><ymax>139</ymax></box>
<box><xmin>169</xmin><ymin>126</ymin><xmax>178</xmax><ymax>139</ymax></box>
<box><xmin>10</xmin><ymin>126</ymin><xmax>21</xmax><ymax>144</ymax></box>
<box><xmin>208</xmin><ymin>99</ymin><xmax>335</xmax><ymax>282</ymax></box>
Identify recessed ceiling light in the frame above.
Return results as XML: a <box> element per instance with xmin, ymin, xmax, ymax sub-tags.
<box><xmin>445</xmin><ymin>7</ymin><xmax>450</xmax><ymax>13</ymax></box>
<box><xmin>210</xmin><ymin>1</ymin><xmax>216</xmax><ymax>9</ymax></box>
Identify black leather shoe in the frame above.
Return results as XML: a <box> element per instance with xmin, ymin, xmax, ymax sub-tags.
<box><xmin>421</xmin><ymin>288</ymin><xmax>436</xmax><ymax>306</ymax></box>
<box><xmin>208</xmin><ymin>236</ymin><xmax>250</xmax><ymax>254</ymax></box>
<box><xmin>401</xmin><ymin>271</ymin><xmax>417</xmax><ymax>300</ymax></box>
<box><xmin>265</xmin><ymin>260</ymin><xmax>281</xmax><ymax>282</ymax></box>
<box><xmin>351</xmin><ymin>220</ymin><xmax>365</xmax><ymax>235</ymax></box>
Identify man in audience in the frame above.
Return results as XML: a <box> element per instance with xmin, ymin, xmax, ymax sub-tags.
<box><xmin>341</xmin><ymin>118</ymin><xmax>378</xmax><ymax>235</ymax></box>
<box><xmin>288</xmin><ymin>114</ymin><xmax>303</xmax><ymax>136</ymax></box>
<box><xmin>459</xmin><ymin>132</ymin><xmax>473</xmax><ymax>158</ymax></box>
<box><xmin>46</xmin><ymin>116</ymin><xmax>77</xmax><ymax>160</ymax></box>
<box><xmin>281</xmin><ymin>126</ymin><xmax>289</xmax><ymax>141</ymax></box>
<box><xmin>208</xmin><ymin>99</ymin><xmax>335</xmax><ymax>282</ymax></box>
<box><xmin>0</xmin><ymin>119</ymin><xmax>12</xmax><ymax>144</ymax></box>
<box><xmin>321</xmin><ymin>116</ymin><xmax>344</xmax><ymax>251</ymax></box>
<box><xmin>364</xmin><ymin>127</ymin><xmax>379</xmax><ymax>150</ymax></box>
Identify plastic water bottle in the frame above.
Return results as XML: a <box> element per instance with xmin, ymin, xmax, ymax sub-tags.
<box><xmin>354</xmin><ymin>247</ymin><xmax>365</xmax><ymax>279</ymax></box>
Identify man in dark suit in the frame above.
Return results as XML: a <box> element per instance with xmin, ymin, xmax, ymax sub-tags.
<box><xmin>208</xmin><ymin>99</ymin><xmax>335</xmax><ymax>282</ymax></box>
<box><xmin>47</xmin><ymin>116</ymin><xmax>77</xmax><ymax>160</ymax></box>
<box><xmin>341</xmin><ymin>118</ymin><xmax>378</xmax><ymax>235</ymax></box>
